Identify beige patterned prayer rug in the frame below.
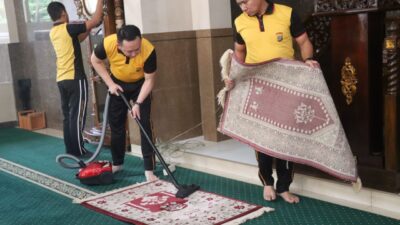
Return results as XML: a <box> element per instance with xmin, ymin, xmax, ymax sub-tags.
<box><xmin>76</xmin><ymin>180</ymin><xmax>273</xmax><ymax>225</ymax></box>
<box><xmin>218</xmin><ymin>50</ymin><xmax>359</xmax><ymax>183</ymax></box>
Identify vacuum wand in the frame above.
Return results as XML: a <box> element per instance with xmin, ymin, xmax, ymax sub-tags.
<box><xmin>118</xmin><ymin>91</ymin><xmax>200</xmax><ymax>198</ymax></box>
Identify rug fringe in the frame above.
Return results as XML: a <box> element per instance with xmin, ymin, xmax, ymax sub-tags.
<box><xmin>217</xmin><ymin>87</ymin><xmax>229</xmax><ymax>107</ymax></box>
<box><xmin>73</xmin><ymin>181</ymin><xmax>152</xmax><ymax>204</ymax></box>
<box><xmin>220</xmin><ymin>49</ymin><xmax>233</xmax><ymax>81</ymax></box>
<box><xmin>352</xmin><ymin>177</ymin><xmax>362</xmax><ymax>192</ymax></box>
<box><xmin>223</xmin><ymin>207</ymin><xmax>274</xmax><ymax>225</ymax></box>
<box><xmin>217</xmin><ymin>49</ymin><xmax>233</xmax><ymax>108</ymax></box>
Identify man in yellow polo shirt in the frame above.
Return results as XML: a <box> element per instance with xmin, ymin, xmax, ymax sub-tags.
<box><xmin>91</xmin><ymin>25</ymin><xmax>158</xmax><ymax>181</ymax></box>
<box><xmin>225</xmin><ymin>0</ymin><xmax>319</xmax><ymax>204</ymax></box>
<box><xmin>48</xmin><ymin>1</ymin><xmax>103</xmax><ymax>158</ymax></box>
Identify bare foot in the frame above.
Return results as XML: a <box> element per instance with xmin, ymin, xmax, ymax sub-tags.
<box><xmin>145</xmin><ymin>170</ymin><xmax>159</xmax><ymax>182</ymax></box>
<box><xmin>263</xmin><ymin>185</ymin><xmax>276</xmax><ymax>201</ymax></box>
<box><xmin>112</xmin><ymin>165</ymin><xmax>123</xmax><ymax>173</ymax></box>
<box><xmin>278</xmin><ymin>191</ymin><xmax>300</xmax><ymax>204</ymax></box>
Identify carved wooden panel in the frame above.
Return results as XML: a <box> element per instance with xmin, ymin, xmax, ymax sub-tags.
<box><xmin>383</xmin><ymin>19</ymin><xmax>400</xmax><ymax>172</ymax></box>
<box><xmin>305</xmin><ymin>16</ymin><xmax>331</xmax><ymax>57</ymax></box>
<box><xmin>315</xmin><ymin>0</ymin><xmax>400</xmax><ymax>13</ymax></box>
<box><xmin>340</xmin><ymin>57</ymin><xmax>358</xmax><ymax>105</ymax></box>
<box><xmin>327</xmin><ymin>13</ymin><xmax>385</xmax><ymax>167</ymax></box>
<box><xmin>308</xmin><ymin>1</ymin><xmax>400</xmax><ymax>192</ymax></box>
<box><xmin>383</xmin><ymin>20</ymin><xmax>400</xmax><ymax>95</ymax></box>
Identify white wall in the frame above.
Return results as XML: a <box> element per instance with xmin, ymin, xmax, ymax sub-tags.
<box><xmin>4</xmin><ymin>0</ymin><xmax>17</xmax><ymax>43</ymax></box>
<box><xmin>124</xmin><ymin>0</ymin><xmax>143</xmax><ymax>31</ymax></box>
<box><xmin>0</xmin><ymin>45</ymin><xmax>17</xmax><ymax>123</ymax></box>
<box><xmin>0</xmin><ymin>83</ymin><xmax>17</xmax><ymax>123</ymax></box>
<box><xmin>142</xmin><ymin>0</ymin><xmax>193</xmax><ymax>34</ymax></box>
<box><xmin>209</xmin><ymin>0</ymin><xmax>232</xmax><ymax>29</ymax></box>
<box><xmin>191</xmin><ymin>0</ymin><xmax>211</xmax><ymax>30</ymax></box>
<box><xmin>192</xmin><ymin>0</ymin><xmax>232</xmax><ymax>30</ymax></box>
<box><xmin>124</xmin><ymin>0</ymin><xmax>232</xmax><ymax>34</ymax></box>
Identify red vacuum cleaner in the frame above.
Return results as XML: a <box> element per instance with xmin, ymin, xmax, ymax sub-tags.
<box><xmin>56</xmin><ymin>92</ymin><xmax>200</xmax><ymax>198</ymax></box>
<box><xmin>56</xmin><ymin>93</ymin><xmax>114</xmax><ymax>185</ymax></box>
<box><xmin>77</xmin><ymin>161</ymin><xmax>113</xmax><ymax>185</ymax></box>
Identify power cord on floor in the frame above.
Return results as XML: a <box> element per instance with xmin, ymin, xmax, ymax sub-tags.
<box><xmin>156</xmin><ymin>105</ymin><xmax>224</xmax><ymax>158</ymax></box>
<box><xmin>154</xmin><ymin>106</ymin><xmax>224</xmax><ymax>175</ymax></box>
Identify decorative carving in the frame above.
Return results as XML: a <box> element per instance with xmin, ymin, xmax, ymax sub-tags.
<box><xmin>114</xmin><ymin>0</ymin><xmax>124</xmax><ymax>30</ymax></box>
<box><xmin>315</xmin><ymin>0</ymin><xmax>400</xmax><ymax>13</ymax></box>
<box><xmin>340</xmin><ymin>57</ymin><xmax>358</xmax><ymax>105</ymax></box>
<box><xmin>382</xmin><ymin>20</ymin><xmax>400</xmax><ymax>95</ymax></box>
<box><xmin>74</xmin><ymin>0</ymin><xmax>107</xmax><ymax>19</ymax></box>
<box><xmin>381</xmin><ymin>0</ymin><xmax>400</xmax><ymax>6</ymax></box>
<box><xmin>305</xmin><ymin>16</ymin><xmax>331</xmax><ymax>57</ymax></box>
<box><xmin>74</xmin><ymin>0</ymin><xmax>85</xmax><ymax>19</ymax></box>
<box><xmin>102</xmin><ymin>0</ymin><xmax>108</xmax><ymax>17</ymax></box>
<box><xmin>384</xmin><ymin>38</ymin><xmax>396</xmax><ymax>50</ymax></box>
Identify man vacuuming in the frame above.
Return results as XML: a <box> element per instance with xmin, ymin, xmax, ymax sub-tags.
<box><xmin>91</xmin><ymin>25</ymin><xmax>158</xmax><ymax>182</ymax></box>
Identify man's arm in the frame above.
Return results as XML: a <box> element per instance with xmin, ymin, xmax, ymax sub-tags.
<box><xmin>130</xmin><ymin>72</ymin><xmax>155</xmax><ymax>119</ymax></box>
<box><xmin>295</xmin><ymin>32</ymin><xmax>319</xmax><ymax>68</ymax></box>
<box><xmin>78</xmin><ymin>0</ymin><xmax>104</xmax><ymax>42</ymax></box>
<box><xmin>130</xmin><ymin>47</ymin><xmax>157</xmax><ymax>118</ymax></box>
<box><xmin>90</xmin><ymin>52</ymin><xmax>123</xmax><ymax>95</ymax></box>
<box><xmin>136</xmin><ymin>72</ymin><xmax>155</xmax><ymax>104</ymax></box>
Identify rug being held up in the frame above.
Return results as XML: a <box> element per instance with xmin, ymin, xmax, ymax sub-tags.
<box><xmin>217</xmin><ymin>50</ymin><xmax>359</xmax><ymax>184</ymax></box>
<box><xmin>76</xmin><ymin>180</ymin><xmax>273</xmax><ymax>225</ymax></box>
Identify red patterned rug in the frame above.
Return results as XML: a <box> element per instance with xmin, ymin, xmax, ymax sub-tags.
<box><xmin>76</xmin><ymin>180</ymin><xmax>273</xmax><ymax>225</ymax></box>
<box><xmin>218</xmin><ymin>50</ymin><xmax>358</xmax><ymax>183</ymax></box>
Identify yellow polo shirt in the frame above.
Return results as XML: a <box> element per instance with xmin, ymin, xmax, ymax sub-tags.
<box><xmin>50</xmin><ymin>22</ymin><xmax>87</xmax><ymax>82</ymax></box>
<box><xmin>235</xmin><ymin>3</ymin><xmax>304</xmax><ymax>63</ymax></box>
<box><xmin>100</xmin><ymin>34</ymin><xmax>155</xmax><ymax>83</ymax></box>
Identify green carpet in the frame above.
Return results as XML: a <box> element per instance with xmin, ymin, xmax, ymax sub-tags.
<box><xmin>0</xmin><ymin>127</ymin><xmax>149</xmax><ymax>194</ymax></box>
<box><xmin>1</xmin><ymin>127</ymin><xmax>399</xmax><ymax>225</ymax></box>
<box><xmin>0</xmin><ymin>171</ymin><xmax>127</xmax><ymax>225</ymax></box>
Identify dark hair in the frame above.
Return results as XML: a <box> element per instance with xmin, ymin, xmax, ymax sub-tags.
<box><xmin>117</xmin><ymin>25</ymin><xmax>142</xmax><ymax>43</ymax></box>
<box><xmin>47</xmin><ymin>2</ymin><xmax>66</xmax><ymax>21</ymax></box>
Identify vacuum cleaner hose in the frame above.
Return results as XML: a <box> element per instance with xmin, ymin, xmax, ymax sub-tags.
<box><xmin>56</xmin><ymin>92</ymin><xmax>111</xmax><ymax>169</ymax></box>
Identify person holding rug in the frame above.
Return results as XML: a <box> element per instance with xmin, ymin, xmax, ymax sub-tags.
<box><xmin>225</xmin><ymin>0</ymin><xmax>319</xmax><ymax>203</ymax></box>
<box><xmin>48</xmin><ymin>0</ymin><xmax>103</xmax><ymax>158</ymax></box>
<box><xmin>91</xmin><ymin>25</ymin><xmax>158</xmax><ymax>181</ymax></box>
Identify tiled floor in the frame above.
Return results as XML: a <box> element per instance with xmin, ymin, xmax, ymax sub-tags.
<box><xmin>34</xmin><ymin>128</ymin><xmax>63</xmax><ymax>138</ymax></box>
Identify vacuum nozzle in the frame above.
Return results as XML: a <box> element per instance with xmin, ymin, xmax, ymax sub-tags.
<box><xmin>176</xmin><ymin>184</ymin><xmax>200</xmax><ymax>198</ymax></box>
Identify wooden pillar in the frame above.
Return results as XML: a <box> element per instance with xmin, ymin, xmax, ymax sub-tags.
<box><xmin>103</xmin><ymin>0</ymin><xmax>116</xmax><ymax>36</ymax></box>
<box><xmin>196</xmin><ymin>30</ymin><xmax>232</xmax><ymax>142</ymax></box>
<box><xmin>382</xmin><ymin>19</ymin><xmax>400</xmax><ymax>171</ymax></box>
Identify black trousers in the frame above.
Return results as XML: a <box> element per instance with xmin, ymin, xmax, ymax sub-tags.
<box><xmin>57</xmin><ymin>78</ymin><xmax>88</xmax><ymax>156</ymax></box>
<box><xmin>255</xmin><ymin>151</ymin><xmax>294</xmax><ymax>193</ymax></box>
<box><xmin>109</xmin><ymin>78</ymin><xmax>155</xmax><ymax>171</ymax></box>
